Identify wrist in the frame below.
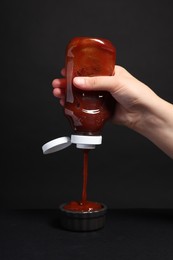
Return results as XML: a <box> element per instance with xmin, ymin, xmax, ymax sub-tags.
<box><xmin>135</xmin><ymin>96</ymin><xmax>173</xmax><ymax>158</ymax></box>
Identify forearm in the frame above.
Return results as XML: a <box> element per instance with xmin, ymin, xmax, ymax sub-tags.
<box><xmin>135</xmin><ymin>95</ymin><xmax>173</xmax><ymax>159</ymax></box>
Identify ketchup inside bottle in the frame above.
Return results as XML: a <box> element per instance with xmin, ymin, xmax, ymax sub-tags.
<box><xmin>64</xmin><ymin>37</ymin><xmax>116</xmax><ymax>136</ymax></box>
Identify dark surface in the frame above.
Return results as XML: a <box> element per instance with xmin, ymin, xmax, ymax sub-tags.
<box><xmin>1</xmin><ymin>209</ymin><xmax>173</xmax><ymax>260</ymax></box>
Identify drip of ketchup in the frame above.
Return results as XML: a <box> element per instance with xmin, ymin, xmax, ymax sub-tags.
<box><xmin>63</xmin><ymin>149</ymin><xmax>102</xmax><ymax>212</ymax></box>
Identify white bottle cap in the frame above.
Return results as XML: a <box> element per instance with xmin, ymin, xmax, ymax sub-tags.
<box><xmin>42</xmin><ymin>135</ymin><xmax>102</xmax><ymax>154</ymax></box>
<box><xmin>42</xmin><ymin>137</ymin><xmax>71</xmax><ymax>154</ymax></box>
<box><xmin>71</xmin><ymin>135</ymin><xmax>102</xmax><ymax>149</ymax></box>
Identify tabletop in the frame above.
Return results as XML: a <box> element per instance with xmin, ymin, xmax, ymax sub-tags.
<box><xmin>0</xmin><ymin>209</ymin><xmax>173</xmax><ymax>260</ymax></box>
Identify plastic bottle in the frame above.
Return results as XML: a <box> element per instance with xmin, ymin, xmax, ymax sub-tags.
<box><xmin>64</xmin><ymin>37</ymin><xmax>116</xmax><ymax>149</ymax></box>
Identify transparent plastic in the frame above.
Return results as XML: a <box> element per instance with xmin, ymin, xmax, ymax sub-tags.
<box><xmin>64</xmin><ymin>37</ymin><xmax>116</xmax><ymax>136</ymax></box>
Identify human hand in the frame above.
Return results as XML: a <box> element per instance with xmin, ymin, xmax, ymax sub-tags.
<box><xmin>52</xmin><ymin>65</ymin><xmax>173</xmax><ymax>158</ymax></box>
<box><xmin>52</xmin><ymin>65</ymin><xmax>157</xmax><ymax>130</ymax></box>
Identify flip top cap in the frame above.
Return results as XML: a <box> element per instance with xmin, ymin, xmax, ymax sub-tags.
<box><xmin>42</xmin><ymin>137</ymin><xmax>71</xmax><ymax>154</ymax></box>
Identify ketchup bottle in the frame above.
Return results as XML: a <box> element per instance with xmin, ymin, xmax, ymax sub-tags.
<box><xmin>42</xmin><ymin>37</ymin><xmax>116</xmax><ymax>230</ymax></box>
<box><xmin>64</xmin><ymin>37</ymin><xmax>116</xmax><ymax>149</ymax></box>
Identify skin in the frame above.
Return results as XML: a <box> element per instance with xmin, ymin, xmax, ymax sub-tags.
<box><xmin>52</xmin><ymin>65</ymin><xmax>173</xmax><ymax>159</ymax></box>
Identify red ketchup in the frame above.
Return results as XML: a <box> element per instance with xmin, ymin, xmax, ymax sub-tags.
<box><xmin>64</xmin><ymin>37</ymin><xmax>116</xmax><ymax>135</ymax></box>
<box><xmin>63</xmin><ymin>149</ymin><xmax>103</xmax><ymax>212</ymax></box>
<box><xmin>63</xmin><ymin>37</ymin><xmax>116</xmax><ymax>212</ymax></box>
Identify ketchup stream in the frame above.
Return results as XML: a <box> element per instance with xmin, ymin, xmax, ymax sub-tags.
<box><xmin>63</xmin><ymin>150</ymin><xmax>102</xmax><ymax>212</ymax></box>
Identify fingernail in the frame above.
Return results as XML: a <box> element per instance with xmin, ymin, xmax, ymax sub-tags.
<box><xmin>73</xmin><ymin>77</ymin><xmax>85</xmax><ymax>86</ymax></box>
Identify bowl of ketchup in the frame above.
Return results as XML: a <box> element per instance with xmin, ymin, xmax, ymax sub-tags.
<box><xmin>59</xmin><ymin>201</ymin><xmax>107</xmax><ymax>232</ymax></box>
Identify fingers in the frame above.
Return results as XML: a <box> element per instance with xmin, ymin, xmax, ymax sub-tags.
<box><xmin>52</xmin><ymin>87</ymin><xmax>65</xmax><ymax>97</ymax></box>
<box><xmin>52</xmin><ymin>78</ymin><xmax>66</xmax><ymax>88</ymax></box>
<box><xmin>73</xmin><ymin>75</ymin><xmax>118</xmax><ymax>94</ymax></box>
<box><xmin>52</xmin><ymin>85</ymin><xmax>65</xmax><ymax>106</ymax></box>
<box><xmin>72</xmin><ymin>66</ymin><xmax>133</xmax><ymax>97</ymax></box>
<box><xmin>52</xmin><ymin>78</ymin><xmax>66</xmax><ymax>101</ymax></box>
<box><xmin>61</xmin><ymin>68</ymin><xmax>66</xmax><ymax>76</ymax></box>
<box><xmin>51</xmin><ymin>68</ymin><xmax>66</xmax><ymax>105</ymax></box>
<box><xmin>59</xmin><ymin>98</ymin><xmax>65</xmax><ymax>106</ymax></box>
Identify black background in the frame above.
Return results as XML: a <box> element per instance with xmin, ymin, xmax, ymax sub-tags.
<box><xmin>1</xmin><ymin>0</ymin><xmax>173</xmax><ymax>209</ymax></box>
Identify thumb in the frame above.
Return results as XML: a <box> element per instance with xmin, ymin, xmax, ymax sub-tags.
<box><xmin>73</xmin><ymin>76</ymin><xmax>117</xmax><ymax>93</ymax></box>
